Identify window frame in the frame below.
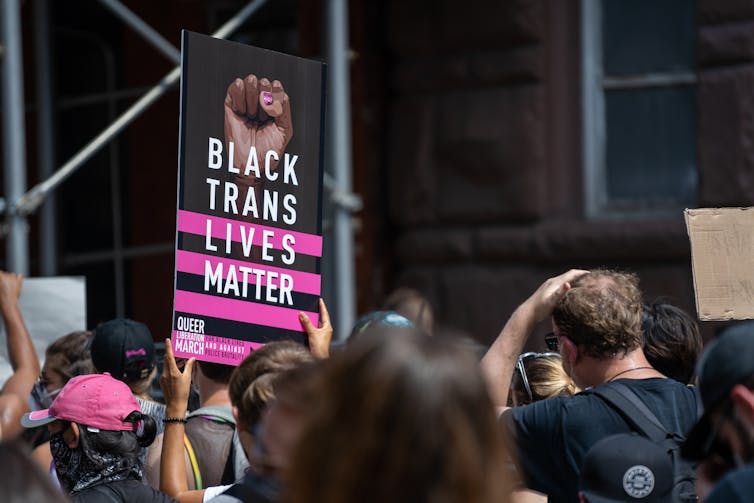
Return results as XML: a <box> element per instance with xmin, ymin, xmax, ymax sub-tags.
<box><xmin>580</xmin><ymin>0</ymin><xmax>698</xmax><ymax>219</ymax></box>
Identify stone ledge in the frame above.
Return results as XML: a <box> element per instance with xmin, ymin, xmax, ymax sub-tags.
<box><xmin>394</xmin><ymin>218</ymin><xmax>691</xmax><ymax>264</ymax></box>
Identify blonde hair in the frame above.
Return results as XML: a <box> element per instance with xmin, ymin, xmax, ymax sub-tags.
<box><xmin>512</xmin><ymin>354</ymin><xmax>578</xmax><ymax>405</ymax></box>
<box><xmin>527</xmin><ymin>356</ymin><xmax>578</xmax><ymax>400</ymax></box>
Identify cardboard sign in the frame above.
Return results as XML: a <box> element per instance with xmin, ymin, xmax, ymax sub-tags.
<box><xmin>171</xmin><ymin>31</ymin><xmax>326</xmax><ymax>364</ymax></box>
<box><xmin>0</xmin><ymin>277</ymin><xmax>86</xmax><ymax>385</ymax></box>
<box><xmin>685</xmin><ymin>208</ymin><xmax>754</xmax><ymax>320</ymax></box>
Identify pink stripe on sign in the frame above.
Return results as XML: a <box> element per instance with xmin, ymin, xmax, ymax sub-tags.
<box><xmin>177</xmin><ymin>210</ymin><xmax>323</xmax><ymax>258</ymax></box>
<box><xmin>171</xmin><ymin>330</ymin><xmax>264</xmax><ymax>365</ymax></box>
<box><xmin>174</xmin><ymin>290</ymin><xmax>319</xmax><ymax>332</ymax></box>
<box><xmin>176</xmin><ymin>250</ymin><xmax>321</xmax><ymax>295</ymax></box>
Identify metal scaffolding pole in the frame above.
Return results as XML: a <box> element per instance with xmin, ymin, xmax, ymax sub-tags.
<box><xmin>2</xmin><ymin>0</ymin><xmax>30</xmax><ymax>274</ymax></box>
<box><xmin>327</xmin><ymin>0</ymin><xmax>357</xmax><ymax>339</ymax></box>
<box><xmin>97</xmin><ymin>0</ymin><xmax>181</xmax><ymax>64</ymax></box>
<box><xmin>16</xmin><ymin>0</ymin><xmax>269</xmax><ymax>216</ymax></box>
<box><xmin>34</xmin><ymin>0</ymin><xmax>58</xmax><ymax>276</ymax></box>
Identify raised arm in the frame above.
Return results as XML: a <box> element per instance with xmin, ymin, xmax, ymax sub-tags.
<box><xmin>299</xmin><ymin>298</ymin><xmax>333</xmax><ymax>359</ymax></box>
<box><xmin>159</xmin><ymin>339</ymin><xmax>204</xmax><ymax>503</ymax></box>
<box><xmin>0</xmin><ymin>272</ymin><xmax>40</xmax><ymax>440</ymax></box>
<box><xmin>480</xmin><ymin>270</ymin><xmax>587</xmax><ymax>408</ymax></box>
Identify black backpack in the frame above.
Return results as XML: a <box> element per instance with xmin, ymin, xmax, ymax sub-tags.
<box><xmin>590</xmin><ymin>381</ymin><xmax>701</xmax><ymax>503</ymax></box>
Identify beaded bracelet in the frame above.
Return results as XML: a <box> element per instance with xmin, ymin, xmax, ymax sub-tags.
<box><xmin>162</xmin><ymin>417</ymin><xmax>188</xmax><ymax>424</ymax></box>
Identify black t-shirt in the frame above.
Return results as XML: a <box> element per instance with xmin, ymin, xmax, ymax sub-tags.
<box><xmin>502</xmin><ymin>378</ymin><xmax>699</xmax><ymax>503</ymax></box>
<box><xmin>72</xmin><ymin>479</ymin><xmax>178</xmax><ymax>503</ymax></box>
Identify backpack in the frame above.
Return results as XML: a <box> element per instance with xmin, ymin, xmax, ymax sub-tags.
<box><xmin>590</xmin><ymin>381</ymin><xmax>701</xmax><ymax>503</ymax></box>
<box><xmin>184</xmin><ymin>405</ymin><xmax>248</xmax><ymax>489</ymax></box>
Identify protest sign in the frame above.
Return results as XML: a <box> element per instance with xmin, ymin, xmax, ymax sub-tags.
<box><xmin>685</xmin><ymin>207</ymin><xmax>754</xmax><ymax>320</ymax></box>
<box><xmin>172</xmin><ymin>31</ymin><xmax>325</xmax><ymax>364</ymax></box>
<box><xmin>0</xmin><ymin>277</ymin><xmax>86</xmax><ymax>385</ymax></box>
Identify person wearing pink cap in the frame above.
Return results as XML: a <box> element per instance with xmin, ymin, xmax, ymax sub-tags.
<box><xmin>22</xmin><ymin>373</ymin><xmax>177</xmax><ymax>502</ymax></box>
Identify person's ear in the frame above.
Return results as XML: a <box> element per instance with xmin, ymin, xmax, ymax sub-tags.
<box><xmin>232</xmin><ymin>405</ymin><xmax>248</xmax><ymax>431</ymax></box>
<box><xmin>66</xmin><ymin>423</ymin><xmax>81</xmax><ymax>449</ymax></box>
<box><xmin>562</xmin><ymin>336</ymin><xmax>579</xmax><ymax>367</ymax></box>
<box><xmin>730</xmin><ymin>384</ymin><xmax>754</xmax><ymax>423</ymax></box>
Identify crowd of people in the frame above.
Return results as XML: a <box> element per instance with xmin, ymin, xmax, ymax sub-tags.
<box><xmin>0</xmin><ymin>267</ymin><xmax>753</xmax><ymax>502</ymax></box>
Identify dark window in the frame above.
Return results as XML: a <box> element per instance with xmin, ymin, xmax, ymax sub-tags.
<box><xmin>583</xmin><ymin>0</ymin><xmax>697</xmax><ymax>216</ymax></box>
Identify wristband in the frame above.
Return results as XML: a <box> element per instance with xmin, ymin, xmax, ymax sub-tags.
<box><xmin>162</xmin><ymin>417</ymin><xmax>188</xmax><ymax>424</ymax></box>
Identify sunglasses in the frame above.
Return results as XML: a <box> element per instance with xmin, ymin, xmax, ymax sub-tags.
<box><xmin>544</xmin><ymin>332</ymin><xmax>559</xmax><ymax>351</ymax></box>
<box><xmin>515</xmin><ymin>352</ymin><xmax>561</xmax><ymax>404</ymax></box>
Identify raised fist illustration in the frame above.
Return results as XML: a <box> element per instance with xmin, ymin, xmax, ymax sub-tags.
<box><xmin>224</xmin><ymin>75</ymin><xmax>293</xmax><ymax>185</ymax></box>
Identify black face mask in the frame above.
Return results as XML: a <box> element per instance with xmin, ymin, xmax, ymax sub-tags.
<box><xmin>50</xmin><ymin>426</ymin><xmax>143</xmax><ymax>494</ymax></box>
<box><xmin>50</xmin><ymin>430</ymin><xmax>82</xmax><ymax>493</ymax></box>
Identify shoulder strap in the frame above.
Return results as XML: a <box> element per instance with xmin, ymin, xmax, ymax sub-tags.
<box><xmin>183</xmin><ymin>433</ymin><xmax>203</xmax><ymax>490</ymax></box>
<box><xmin>187</xmin><ymin>405</ymin><xmax>236</xmax><ymax>424</ymax></box>
<box><xmin>590</xmin><ymin>381</ymin><xmax>668</xmax><ymax>441</ymax></box>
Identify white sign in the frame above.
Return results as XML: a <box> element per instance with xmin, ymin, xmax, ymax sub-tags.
<box><xmin>0</xmin><ymin>277</ymin><xmax>87</xmax><ymax>385</ymax></box>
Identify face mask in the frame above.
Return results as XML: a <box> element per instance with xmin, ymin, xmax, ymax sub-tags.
<box><xmin>50</xmin><ymin>430</ymin><xmax>81</xmax><ymax>493</ymax></box>
<box><xmin>30</xmin><ymin>381</ymin><xmax>61</xmax><ymax>410</ymax></box>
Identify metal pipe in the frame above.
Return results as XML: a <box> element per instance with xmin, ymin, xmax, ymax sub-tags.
<box><xmin>212</xmin><ymin>0</ymin><xmax>268</xmax><ymax>40</ymax></box>
<box><xmin>105</xmin><ymin>54</ymin><xmax>126</xmax><ymax>318</ymax></box>
<box><xmin>34</xmin><ymin>0</ymin><xmax>58</xmax><ymax>276</ymax></box>
<box><xmin>61</xmin><ymin>242</ymin><xmax>174</xmax><ymax>268</ymax></box>
<box><xmin>17</xmin><ymin>66</ymin><xmax>180</xmax><ymax>215</ymax></box>
<box><xmin>79</xmin><ymin>30</ymin><xmax>128</xmax><ymax>317</ymax></box>
<box><xmin>2</xmin><ymin>0</ymin><xmax>30</xmax><ymax>274</ymax></box>
<box><xmin>16</xmin><ymin>0</ymin><xmax>269</xmax><ymax>216</ymax></box>
<box><xmin>97</xmin><ymin>0</ymin><xmax>181</xmax><ymax>64</ymax></box>
<box><xmin>602</xmin><ymin>72</ymin><xmax>697</xmax><ymax>90</ymax></box>
<box><xmin>581</xmin><ymin>0</ymin><xmax>605</xmax><ymax>219</ymax></box>
<box><xmin>327</xmin><ymin>0</ymin><xmax>357</xmax><ymax>339</ymax></box>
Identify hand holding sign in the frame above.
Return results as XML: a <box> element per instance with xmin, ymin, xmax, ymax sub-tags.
<box><xmin>161</xmin><ymin>339</ymin><xmax>195</xmax><ymax>418</ymax></box>
<box><xmin>299</xmin><ymin>298</ymin><xmax>332</xmax><ymax>359</ymax></box>
<box><xmin>224</xmin><ymin>75</ymin><xmax>293</xmax><ymax>183</ymax></box>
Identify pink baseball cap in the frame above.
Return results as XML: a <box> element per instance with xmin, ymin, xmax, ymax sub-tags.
<box><xmin>22</xmin><ymin>373</ymin><xmax>142</xmax><ymax>431</ymax></box>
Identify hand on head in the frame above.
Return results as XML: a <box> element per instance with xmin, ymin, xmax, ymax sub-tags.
<box><xmin>526</xmin><ymin>269</ymin><xmax>589</xmax><ymax>322</ymax></box>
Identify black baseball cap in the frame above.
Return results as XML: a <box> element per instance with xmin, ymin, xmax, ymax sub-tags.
<box><xmin>90</xmin><ymin>318</ymin><xmax>156</xmax><ymax>383</ymax></box>
<box><xmin>682</xmin><ymin>322</ymin><xmax>754</xmax><ymax>461</ymax></box>
<box><xmin>580</xmin><ymin>433</ymin><xmax>673</xmax><ymax>503</ymax></box>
